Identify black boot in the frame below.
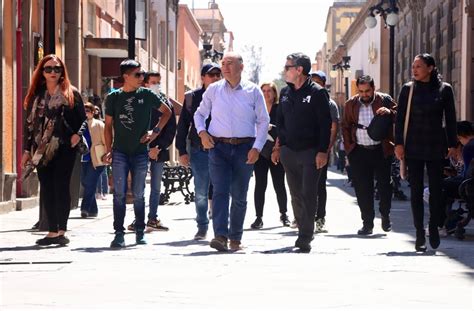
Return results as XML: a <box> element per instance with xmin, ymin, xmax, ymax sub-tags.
<box><xmin>415</xmin><ymin>229</ymin><xmax>427</xmax><ymax>252</ymax></box>
<box><xmin>428</xmin><ymin>225</ymin><xmax>440</xmax><ymax>249</ymax></box>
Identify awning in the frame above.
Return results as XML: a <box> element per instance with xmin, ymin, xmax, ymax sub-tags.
<box><xmin>84</xmin><ymin>37</ymin><xmax>128</xmax><ymax>58</ymax></box>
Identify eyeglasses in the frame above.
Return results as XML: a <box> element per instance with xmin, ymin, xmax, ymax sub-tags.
<box><xmin>207</xmin><ymin>72</ymin><xmax>221</xmax><ymax>78</ymax></box>
<box><xmin>132</xmin><ymin>71</ymin><xmax>145</xmax><ymax>78</ymax></box>
<box><xmin>43</xmin><ymin>66</ymin><xmax>63</xmax><ymax>74</ymax></box>
<box><xmin>85</xmin><ymin>109</ymin><xmax>92</xmax><ymax>113</ymax></box>
<box><xmin>284</xmin><ymin>65</ymin><xmax>297</xmax><ymax>71</ymax></box>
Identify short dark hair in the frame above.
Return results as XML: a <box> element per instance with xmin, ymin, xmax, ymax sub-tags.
<box><xmin>457</xmin><ymin>121</ymin><xmax>474</xmax><ymax>137</ymax></box>
<box><xmin>356</xmin><ymin>75</ymin><xmax>375</xmax><ymax>88</ymax></box>
<box><xmin>120</xmin><ymin>59</ymin><xmax>141</xmax><ymax>76</ymax></box>
<box><xmin>144</xmin><ymin>71</ymin><xmax>161</xmax><ymax>83</ymax></box>
<box><xmin>286</xmin><ymin>52</ymin><xmax>311</xmax><ymax>75</ymax></box>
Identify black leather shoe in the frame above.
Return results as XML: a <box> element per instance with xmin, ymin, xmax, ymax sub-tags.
<box><xmin>295</xmin><ymin>237</ymin><xmax>312</xmax><ymax>253</ymax></box>
<box><xmin>381</xmin><ymin>216</ymin><xmax>392</xmax><ymax>232</ymax></box>
<box><xmin>415</xmin><ymin>229</ymin><xmax>427</xmax><ymax>252</ymax></box>
<box><xmin>36</xmin><ymin>236</ymin><xmax>59</xmax><ymax>246</ymax></box>
<box><xmin>357</xmin><ymin>226</ymin><xmax>373</xmax><ymax>235</ymax></box>
<box><xmin>428</xmin><ymin>225</ymin><xmax>440</xmax><ymax>249</ymax></box>
<box><xmin>56</xmin><ymin>235</ymin><xmax>70</xmax><ymax>245</ymax></box>
<box><xmin>280</xmin><ymin>214</ymin><xmax>290</xmax><ymax>227</ymax></box>
<box><xmin>250</xmin><ymin>217</ymin><xmax>263</xmax><ymax>229</ymax></box>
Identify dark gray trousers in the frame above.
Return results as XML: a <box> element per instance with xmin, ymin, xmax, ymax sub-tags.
<box><xmin>280</xmin><ymin>146</ymin><xmax>321</xmax><ymax>241</ymax></box>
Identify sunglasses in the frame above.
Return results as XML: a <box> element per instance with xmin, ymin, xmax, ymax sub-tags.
<box><xmin>284</xmin><ymin>65</ymin><xmax>297</xmax><ymax>71</ymax></box>
<box><xmin>43</xmin><ymin>66</ymin><xmax>63</xmax><ymax>74</ymax></box>
<box><xmin>207</xmin><ymin>72</ymin><xmax>221</xmax><ymax>78</ymax></box>
<box><xmin>85</xmin><ymin>109</ymin><xmax>92</xmax><ymax>113</ymax></box>
<box><xmin>132</xmin><ymin>71</ymin><xmax>145</xmax><ymax>78</ymax></box>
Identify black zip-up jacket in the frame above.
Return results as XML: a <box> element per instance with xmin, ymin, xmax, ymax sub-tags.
<box><xmin>149</xmin><ymin>98</ymin><xmax>176</xmax><ymax>162</ymax></box>
<box><xmin>176</xmin><ymin>87</ymin><xmax>211</xmax><ymax>156</ymax></box>
<box><xmin>276</xmin><ymin>78</ymin><xmax>331</xmax><ymax>152</ymax></box>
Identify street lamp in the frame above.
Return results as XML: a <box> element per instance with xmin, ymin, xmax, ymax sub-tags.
<box><xmin>330</xmin><ymin>56</ymin><xmax>351</xmax><ymax>100</ymax></box>
<box><xmin>364</xmin><ymin>0</ymin><xmax>399</xmax><ymax>97</ymax></box>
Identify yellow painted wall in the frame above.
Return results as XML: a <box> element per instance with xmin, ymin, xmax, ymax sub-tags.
<box><xmin>3</xmin><ymin>0</ymin><xmax>15</xmax><ymax>173</ymax></box>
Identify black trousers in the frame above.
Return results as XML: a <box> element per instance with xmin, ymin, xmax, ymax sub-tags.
<box><xmin>253</xmin><ymin>156</ymin><xmax>287</xmax><ymax>218</ymax></box>
<box><xmin>37</xmin><ymin>146</ymin><xmax>77</xmax><ymax>232</ymax></box>
<box><xmin>280</xmin><ymin>146</ymin><xmax>321</xmax><ymax>241</ymax></box>
<box><xmin>406</xmin><ymin>158</ymin><xmax>444</xmax><ymax>230</ymax></box>
<box><xmin>348</xmin><ymin>145</ymin><xmax>392</xmax><ymax>228</ymax></box>
<box><xmin>316</xmin><ymin>164</ymin><xmax>328</xmax><ymax>220</ymax></box>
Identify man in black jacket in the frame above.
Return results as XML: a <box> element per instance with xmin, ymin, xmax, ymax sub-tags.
<box><xmin>175</xmin><ymin>63</ymin><xmax>222</xmax><ymax>240</ymax></box>
<box><xmin>272</xmin><ymin>53</ymin><xmax>331</xmax><ymax>252</ymax></box>
<box><xmin>127</xmin><ymin>71</ymin><xmax>176</xmax><ymax>232</ymax></box>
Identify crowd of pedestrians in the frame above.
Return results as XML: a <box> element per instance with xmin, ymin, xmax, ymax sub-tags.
<box><xmin>21</xmin><ymin>51</ymin><xmax>473</xmax><ymax>253</ymax></box>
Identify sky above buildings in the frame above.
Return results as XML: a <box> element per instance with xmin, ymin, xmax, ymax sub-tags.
<box><xmin>180</xmin><ymin>0</ymin><xmax>334</xmax><ymax>82</ymax></box>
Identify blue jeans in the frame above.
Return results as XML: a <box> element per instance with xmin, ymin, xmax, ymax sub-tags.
<box><xmin>112</xmin><ymin>150</ymin><xmax>148</xmax><ymax>233</ymax></box>
<box><xmin>209</xmin><ymin>141</ymin><xmax>254</xmax><ymax>241</ymax></box>
<box><xmin>148</xmin><ymin>160</ymin><xmax>165</xmax><ymax>220</ymax></box>
<box><xmin>190</xmin><ymin>147</ymin><xmax>210</xmax><ymax>231</ymax></box>
<box><xmin>96</xmin><ymin>167</ymin><xmax>109</xmax><ymax>194</ymax></box>
<box><xmin>80</xmin><ymin>161</ymin><xmax>104</xmax><ymax>215</ymax></box>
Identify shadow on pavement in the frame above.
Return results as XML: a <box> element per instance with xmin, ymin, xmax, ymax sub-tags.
<box><xmin>258</xmin><ymin>230</ymin><xmax>298</xmax><ymax>237</ymax></box>
<box><xmin>244</xmin><ymin>226</ymin><xmax>282</xmax><ymax>232</ymax></box>
<box><xmin>326</xmin><ymin>233</ymin><xmax>387</xmax><ymax>239</ymax></box>
<box><xmin>328</xmin><ymin>167</ymin><xmax>474</xmax><ymax>270</ymax></box>
<box><xmin>179</xmin><ymin>250</ymin><xmax>230</xmax><ymax>256</ymax></box>
<box><xmin>0</xmin><ymin>228</ymin><xmax>37</xmax><ymax>233</ymax></box>
<box><xmin>173</xmin><ymin>218</ymin><xmax>195</xmax><ymax>221</ymax></box>
<box><xmin>71</xmin><ymin>246</ymin><xmax>137</xmax><ymax>253</ymax></box>
<box><xmin>377</xmin><ymin>250</ymin><xmax>438</xmax><ymax>257</ymax></box>
<box><xmin>0</xmin><ymin>245</ymin><xmax>63</xmax><ymax>251</ymax></box>
<box><xmin>154</xmin><ymin>240</ymin><xmax>209</xmax><ymax>247</ymax></box>
<box><xmin>256</xmin><ymin>246</ymin><xmax>295</xmax><ymax>254</ymax></box>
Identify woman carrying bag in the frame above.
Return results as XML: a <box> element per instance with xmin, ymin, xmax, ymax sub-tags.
<box><xmin>79</xmin><ymin>102</ymin><xmax>106</xmax><ymax>218</ymax></box>
<box><xmin>394</xmin><ymin>53</ymin><xmax>457</xmax><ymax>252</ymax></box>
<box><xmin>21</xmin><ymin>54</ymin><xmax>86</xmax><ymax>245</ymax></box>
<box><xmin>250</xmin><ymin>82</ymin><xmax>289</xmax><ymax>229</ymax></box>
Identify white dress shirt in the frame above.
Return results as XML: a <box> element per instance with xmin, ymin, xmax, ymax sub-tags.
<box><xmin>194</xmin><ymin>79</ymin><xmax>270</xmax><ymax>151</ymax></box>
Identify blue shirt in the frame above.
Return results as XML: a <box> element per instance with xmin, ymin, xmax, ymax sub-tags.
<box><xmin>194</xmin><ymin>79</ymin><xmax>270</xmax><ymax>151</ymax></box>
<box><xmin>462</xmin><ymin>138</ymin><xmax>474</xmax><ymax>178</ymax></box>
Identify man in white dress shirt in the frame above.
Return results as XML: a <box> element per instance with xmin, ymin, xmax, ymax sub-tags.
<box><xmin>194</xmin><ymin>52</ymin><xmax>270</xmax><ymax>252</ymax></box>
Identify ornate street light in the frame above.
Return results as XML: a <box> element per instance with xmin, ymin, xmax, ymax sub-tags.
<box><xmin>364</xmin><ymin>0</ymin><xmax>399</xmax><ymax>97</ymax></box>
<box><xmin>330</xmin><ymin>56</ymin><xmax>351</xmax><ymax>100</ymax></box>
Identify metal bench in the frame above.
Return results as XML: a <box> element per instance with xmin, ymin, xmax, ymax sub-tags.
<box><xmin>160</xmin><ymin>164</ymin><xmax>195</xmax><ymax>205</ymax></box>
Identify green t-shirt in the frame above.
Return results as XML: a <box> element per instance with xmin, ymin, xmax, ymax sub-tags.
<box><xmin>105</xmin><ymin>87</ymin><xmax>167</xmax><ymax>155</ymax></box>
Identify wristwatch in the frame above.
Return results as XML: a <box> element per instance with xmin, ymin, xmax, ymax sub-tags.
<box><xmin>152</xmin><ymin>126</ymin><xmax>161</xmax><ymax>134</ymax></box>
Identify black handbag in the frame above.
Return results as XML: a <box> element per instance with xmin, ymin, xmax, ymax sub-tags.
<box><xmin>366</xmin><ymin>113</ymin><xmax>392</xmax><ymax>141</ymax></box>
<box><xmin>357</xmin><ymin>95</ymin><xmax>393</xmax><ymax>141</ymax></box>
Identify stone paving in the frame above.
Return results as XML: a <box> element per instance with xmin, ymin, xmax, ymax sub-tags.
<box><xmin>0</xmin><ymin>169</ymin><xmax>473</xmax><ymax>310</ymax></box>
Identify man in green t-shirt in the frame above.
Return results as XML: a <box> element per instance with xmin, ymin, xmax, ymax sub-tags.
<box><xmin>103</xmin><ymin>59</ymin><xmax>171</xmax><ymax>248</ymax></box>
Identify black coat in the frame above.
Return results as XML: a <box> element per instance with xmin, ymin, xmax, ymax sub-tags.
<box><xmin>395</xmin><ymin>81</ymin><xmax>457</xmax><ymax>160</ymax></box>
<box><xmin>276</xmin><ymin>78</ymin><xmax>332</xmax><ymax>152</ymax></box>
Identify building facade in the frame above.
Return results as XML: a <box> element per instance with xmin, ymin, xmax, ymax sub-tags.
<box><xmin>177</xmin><ymin>4</ymin><xmax>202</xmax><ymax>103</ymax></box>
<box><xmin>395</xmin><ymin>0</ymin><xmax>474</xmax><ymax>120</ymax></box>
<box><xmin>321</xmin><ymin>0</ymin><xmax>366</xmax><ymax>104</ymax></box>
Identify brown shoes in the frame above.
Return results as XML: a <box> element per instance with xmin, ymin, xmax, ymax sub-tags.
<box><xmin>229</xmin><ymin>240</ymin><xmax>242</xmax><ymax>251</ymax></box>
<box><xmin>210</xmin><ymin>236</ymin><xmax>243</xmax><ymax>252</ymax></box>
<box><xmin>210</xmin><ymin>236</ymin><xmax>228</xmax><ymax>252</ymax></box>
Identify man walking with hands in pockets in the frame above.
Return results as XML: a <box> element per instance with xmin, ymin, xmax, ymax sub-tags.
<box><xmin>194</xmin><ymin>52</ymin><xmax>270</xmax><ymax>252</ymax></box>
